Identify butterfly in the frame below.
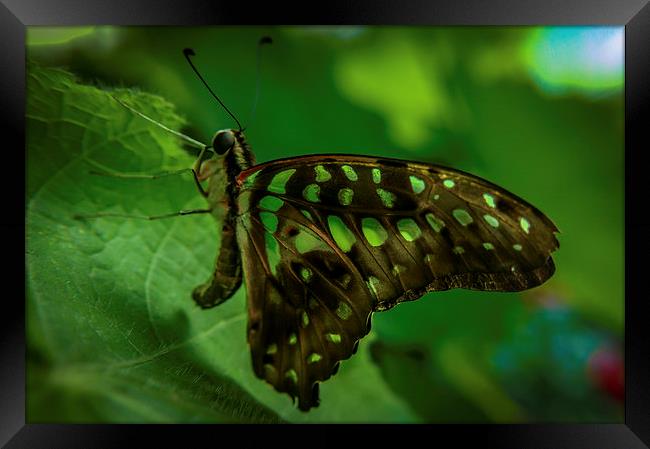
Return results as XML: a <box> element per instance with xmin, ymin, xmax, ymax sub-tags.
<box><xmin>92</xmin><ymin>45</ymin><xmax>560</xmax><ymax>412</ymax></box>
<box><xmin>188</xmin><ymin>128</ymin><xmax>560</xmax><ymax>411</ymax></box>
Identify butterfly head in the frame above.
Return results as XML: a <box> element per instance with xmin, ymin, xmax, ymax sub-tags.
<box><xmin>196</xmin><ymin>129</ymin><xmax>235</xmax><ymax>182</ymax></box>
<box><xmin>212</xmin><ymin>129</ymin><xmax>237</xmax><ymax>155</ymax></box>
<box><xmin>198</xmin><ymin>128</ymin><xmax>254</xmax><ymax>182</ymax></box>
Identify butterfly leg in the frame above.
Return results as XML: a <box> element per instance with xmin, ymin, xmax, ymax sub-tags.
<box><xmin>89</xmin><ymin>166</ymin><xmax>209</xmax><ymax>197</ymax></box>
<box><xmin>73</xmin><ymin>208</ymin><xmax>212</xmax><ymax>221</ymax></box>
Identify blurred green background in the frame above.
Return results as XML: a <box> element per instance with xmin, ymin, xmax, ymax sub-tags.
<box><xmin>26</xmin><ymin>26</ymin><xmax>624</xmax><ymax>423</ymax></box>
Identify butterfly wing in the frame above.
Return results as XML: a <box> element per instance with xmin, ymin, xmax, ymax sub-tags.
<box><xmin>235</xmin><ymin>154</ymin><xmax>559</xmax><ymax>410</ymax></box>
<box><xmin>236</xmin><ymin>187</ymin><xmax>374</xmax><ymax>411</ymax></box>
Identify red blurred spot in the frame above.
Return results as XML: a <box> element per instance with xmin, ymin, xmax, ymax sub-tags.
<box><xmin>587</xmin><ymin>346</ymin><xmax>624</xmax><ymax>402</ymax></box>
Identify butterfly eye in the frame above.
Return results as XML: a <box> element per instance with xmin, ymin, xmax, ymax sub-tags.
<box><xmin>212</xmin><ymin>130</ymin><xmax>236</xmax><ymax>155</ymax></box>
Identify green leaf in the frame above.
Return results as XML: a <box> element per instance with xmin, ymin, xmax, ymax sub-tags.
<box><xmin>333</xmin><ymin>32</ymin><xmax>455</xmax><ymax>150</ymax></box>
<box><xmin>26</xmin><ymin>64</ymin><xmax>416</xmax><ymax>423</ymax></box>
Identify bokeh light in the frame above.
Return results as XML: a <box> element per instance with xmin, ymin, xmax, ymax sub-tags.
<box><xmin>522</xmin><ymin>27</ymin><xmax>623</xmax><ymax>97</ymax></box>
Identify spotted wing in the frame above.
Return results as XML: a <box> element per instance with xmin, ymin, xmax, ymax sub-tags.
<box><xmin>235</xmin><ymin>194</ymin><xmax>373</xmax><ymax>411</ymax></box>
<box><xmin>235</xmin><ymin>154</ymin><xmax>559</xmax><ymax>410</ymax></box>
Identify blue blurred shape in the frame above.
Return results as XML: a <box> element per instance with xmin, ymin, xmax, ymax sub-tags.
<box><xmin>524</xmin><ymin>27</ymin><xmax>623</xmax><ymax>97</ymax></box>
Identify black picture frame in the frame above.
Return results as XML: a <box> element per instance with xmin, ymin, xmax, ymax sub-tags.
<box><xmin>4</xmin><ymin>0</ymin><xmax>649</xmax><ymax>446</ymax></box>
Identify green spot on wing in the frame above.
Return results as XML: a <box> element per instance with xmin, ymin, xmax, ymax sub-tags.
<box><xmin>327</xmin><ymin>215</ymin><xmax>356</xmax><ymax>252</ymax></box>
<box><xmin>513</xmin><ymin>243</ymin><xmax>523</xmax><ymax>251</ymax></box>
<box><xmin>267</xmin><ymin>169</ymin><xmax>296</xmax><ymax>194</ymax></box>
<box><xmin>326</xmin><ymin>333</ymin><xmax>342</xmax><ymax>343</ymax></box>
<box><xmin>264</xmin><ymin>232</ymin><xmax>281</xmax><ymax>276</ymax></box>
<box><xmin>260</xmin><ymin>211</ymin><xmax>278</xmax><ymax>233</ymax></box>
<box><xmin>443</xmin><ymin>179</ymin><xmax>455</xmax><ymax>188</ymax></box>
<box><xmin>452</xmin><ymin>209</ymin><xmax>473</xmax><ymax>226</ymax></box>
<box><xmin>242</xmin><ymin>170</ymin><xmax>260</xmax><ymax>189</ymax></box>
<box><xmin>366</xmin><ymin>276</ymin><xmax>380</xmax><ymax>300</ymax></box>
<box><xmin>483</xmin><ymin>193</ymin><xmax>496</xmax><ymax>208</ymax></box>
<box><xmin>338</xmin><ymin>274</ymin><xmax>352</xmax><ymax>288</ymax></box>
<box><xmin>483</xmin><ymin>214</ymin><xmax>499</xmax><ymax>228</ymax></box>
<box><xmin>376</xmin><ymin>188</ymin><xmax>396</xmax><ymax>208</ymax></box>
<box><xmin>425</xmin><ymin>213</ymin><xmax>445</xmax><ymax>233</ymax></box>
<box><xmin>361</xmin><ymin>217</ymin><xmax>388</xmax><ymax>246</ymax></box>
<box><xmin>285</xmin><ymin>369</ymin><xmax>298</xmax><ymax>383</ymax></box>
<box><xmin>307</xmin><ymin>353</ymin><xmax>322</xmax><ymax>364</ymax></box>
<box><xmin>483</xmin><ymin>242</ymin><xmax>495</xmax><ymax>250</ymax></box>
<box><xmin>409</xmin><ymin>175</ymin><xmax>426</xmax><ymax>194</ymax></box>
<box><xmin>336</xmin><ymin>301</ymin><xmax>352</xmax><ymax>320</ymax></box>
<box><xmin>300</xmin><ymin>267</ymin><xmax>313</xmax><ymax>282</ymax></box>
<box><xmin>302</xmin><ymin>184</ymin><xmax>321</xmax><ymax>203</ymax></box>
<box><xmin>397</xmin><ymin>218</ymin><xmax>422</xmax><ymax>241</ymax></box>
<box><xmin>520</xmin><ymin>217</ymin><xmax>531</xmax><ymax>234</ymax></box>
<box><xmin>295</xmin><ymin>230</ymin><xmax>328</xmax><ymax>254</ymax></box>
<box><xmin>342</xmin><ymin>165</ymin><xmax>358</xmax><ymax>181</ymax></box>
<box><xmin>289</xmin><ymin>333</ymin><xmax>297</xmax><ymax>345</ymax></box>
<box><xmin>314</xmin><ymin>165</ymin><xmax>332</xmax><ymax>182</ymax></box>
<box><xmin>338</xmin><ymin>188</ymin><xmax>354</xmax><ymax>206</ymax></box>
<box><xmin>259</xmin><ymin>195</ymin><xmax>284</xmax><ymax>212</ymax></box>
<box><xmin>372</xmin><ymin>168</ymin><xmax>381</xmax><ymax>184</ymax></box>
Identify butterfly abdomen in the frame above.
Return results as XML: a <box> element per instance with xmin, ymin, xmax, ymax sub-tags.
<box><xmin>191</xmin><ymin>130</ymin><xmax>255</xmax><ymax>308</ymax></box>
<box><xmin>192</xmin><ymin>221</ymin><xmax>243</xmax><ymax>308</ymax></box>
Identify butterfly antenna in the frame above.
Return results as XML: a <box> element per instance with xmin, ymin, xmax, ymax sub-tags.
<box><xmin>183</xmin><ymin>48</ymin><xmax>243</xmax><ymax>131</ymax></box>
<box><xmin>110</xmin><ymin>94</ymin><xmax>209</xmax><ymax>151</ymax></box>
<box><xmin>247</xmin><ymin>36</ymin><xmax>273</xmax><ymax>130</ymax></box>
